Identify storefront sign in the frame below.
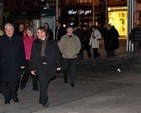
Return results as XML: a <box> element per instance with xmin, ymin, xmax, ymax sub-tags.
<box><xmin>68</xmin><ymin>9</ymin><xmax>92</xmax><ymax>15</ymax></box>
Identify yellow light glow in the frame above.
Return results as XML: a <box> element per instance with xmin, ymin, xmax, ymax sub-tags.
<box><xmin>108</xmin><ymin>11</ymin><xmax>127</xmax><ymax>37</ymax></box>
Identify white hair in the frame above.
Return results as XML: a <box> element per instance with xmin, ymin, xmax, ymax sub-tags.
<box><xmin>4</xmin><ymin>23</ymin><xmax>14</xmax><ymax>30</ymax></box>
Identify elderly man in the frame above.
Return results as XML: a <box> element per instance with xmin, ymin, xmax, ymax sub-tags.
<box><xmin>58</xmin><ymin>25</ymin><xmax>81</xmax><ymax>87</ymax></box>
<box><xmin>0</xmin><ymin>23</ymin><xmax>25</xmax><ymax>104</ymax></box>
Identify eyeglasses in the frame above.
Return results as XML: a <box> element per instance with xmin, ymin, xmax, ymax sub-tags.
<box><xmin>36</xmin><ymin>32</ymin><xmax>43</xmax><ymax>34</ymax></box>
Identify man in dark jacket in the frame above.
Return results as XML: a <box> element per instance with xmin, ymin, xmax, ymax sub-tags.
<box><xmin>0</xmin><ymin>23</ymin><xmax>25</xmax><ymax>104</ymax></box>
<box><xmin>30</xmin><ymin>27</ymin><xmax>61</xmax><ymax>107</ymax></box>
<box><xmin>55</xmin><ymin>20</ymin><xmax>66</xmax><ymax>42</ymax></box>
<box><xmin>73</xmin><ymin>25</ymin><xmax>85</xmax><ymax>60</ymax></box>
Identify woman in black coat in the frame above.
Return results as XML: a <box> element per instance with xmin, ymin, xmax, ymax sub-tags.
<box><xmin>105</xmin><ymin>24</ymin><xmax>119</xmax><ymax>57</ymax></box>
<box><xmin>30</xmin><ymin>27</ymin><xmax>61</xmax><ymax>107</ymax></box>
<box><xmin>0</xmin><ymin>23</ymin><xmax>25</xmax><ymax>104</ymax></box>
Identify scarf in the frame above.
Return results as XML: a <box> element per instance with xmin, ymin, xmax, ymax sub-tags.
<box><xmin>39</xmin><ymin>37</ymin><xmax>48</xmax><ymax>57</ymax></box>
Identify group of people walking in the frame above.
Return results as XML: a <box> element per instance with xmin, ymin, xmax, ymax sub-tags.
<box><xmin>0</xmin><ymin>21</ymin><xmax>80</xmax><ymax>107</ymax></box>
<box><xmin>0</xmin><ymin>21</ymin><xmax>120</xmax><ymax>107</ymax></box>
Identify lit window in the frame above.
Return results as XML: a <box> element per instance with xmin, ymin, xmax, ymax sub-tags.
<box><xmin>89</xmin><ymin>0</ymin><xmax>92</xmax><ymax>3</ymax></box>
<box><xmin>84</xmin><ymin>0</ymin><xmax>87</xmax><ymax>3</ymax></box>
<box><xmin>77</xmin><ymin>0</ymin><xmax>92</xmax><ymax>3</ymax></box>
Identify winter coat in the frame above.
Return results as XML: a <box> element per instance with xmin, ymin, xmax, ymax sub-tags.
<box><xmin>89</xmin><ymin>29</ymin><xmax>102</xmax><ymax>48</ymax></box>
<box><xmin>73</xmin><ymin>29</ymin><xmax>85</xmax><ymax>46</ymax></box>
<box><xmin>58</xmin><ymin>34</ymin><xmax>81</xmax><ymax>59</ymax></box>
<box><xmin>30</xmin><ymin>38</ymin><xmax>61</xmax><ymax>79</ymax></box>
<box><xmin>105</xmin><ymin>28</ymin><xmax>119</xmax><ymax>51</ymax></box>
<box><xmin>55</xmin><ymin>26</ymin><xmax>66</xmax><ymax>41</ymax></box>
<box><xmin>0</xmin><ymin>34</ymin><xmax>25</xmax><ymax>82</ymax></box>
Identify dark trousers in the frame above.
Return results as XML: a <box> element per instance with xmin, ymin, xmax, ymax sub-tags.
<box><xmin>77</xmin><ymin>47</ymin><xmax>84</xmax><ymax>60</ymax></box>
<box><xmin>39</xmin><ymin>78</ymin><xmax>50</xmax><ymax>105</ymax></box>
<box><xmin>20</xmin><ymin>60</ymin><xmax>38</xmax><ymax>90</ymax></box>
<box><xmin>93</xmin><ymin>48</ymin><xmax>100</xmax><ymax>58</ymax></box>
<box><xmin>62</xmin><ymin>58</ymin><xmax>76</xmax><ymax>84</ymax></box>
<box><xmin>37</xmin><ymin>61</ymin><xmax>51</xmax><ymax>105</ymax></box>
<box><xmin>85</xmin><ymin>47</ymin><xmax>92</xmax><ymax>58</ymax></box>
<box><xmin>1</xmin><ymin>81</ymin><xmax>19</xmax><ymax>101</ymax></box>
<box><xmin>84</xmin><ymin>41</ymin><xmax>92</xmax><ymax>58</ymax></box>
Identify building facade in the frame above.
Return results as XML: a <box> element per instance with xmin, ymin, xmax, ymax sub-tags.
<box><xmin>3</xmin><ymin>0</ymin><xmax>141</xmax><ymax>38</ymax></box>
<box><xmin>3</xmin><ymin>0</ymin><xmax>57</xmax><ymax>27</ymax></box>
<box><xmin>61</xmin><ymin>0</ymin><xmax>127</xmax><ymax>37</ymax></box>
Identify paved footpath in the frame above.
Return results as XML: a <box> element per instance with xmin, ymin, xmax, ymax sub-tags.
<box><xmin>1</xmin><ymin>68</ymin><xmax>141</xmax><ymax>113</ymax></box>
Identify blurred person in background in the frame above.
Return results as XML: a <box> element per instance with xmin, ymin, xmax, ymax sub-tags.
<box><xmin>44</xmin><ymin>22</ymin><xmax>53</xmax><ymax>39</ymax></box>
<box><xmin>89</xmin><ymin>25</ymin><xmax>102</xmax><ymax>58</ymax></box>
<box><xmin>16</xmin><ymin>24</ymin><xmax>25</xmax><ymax>37</ymax></box>
<box><xmin>55</xmin><ymin>20</ymin><xmax>66</xmax><ymax>42</ymax></box>
<box><xmin>104</xmin><ymin>24</ymin><xmax>119</xmax><ymax>57</ymax></box>
<box><xmin>20</xmin><ymin>27</ymin><xmax>38</xmax><ymax>91</ymax></box>
<box><xmin>131</xmin><ymin>24</ymin><xmax>141</xmax><ymax>53</ymax></box>
<box><xmin>73</xmin><ymin>24</ymin><xmax>85</xmax><ymax>60</ymax></box>
<box><xmin>82</xmin><ymin>25</ymin><xmax>92</xmax><ymax>58</ymax></box>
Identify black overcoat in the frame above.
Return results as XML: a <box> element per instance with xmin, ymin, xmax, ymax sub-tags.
<box><xmin>55</xmin><ymin>26</ymin><xmax>66</xmax><ymax>41</ymax></box>
<box><xmin>0</xmin><ymin>34</ymin><xmax>25</xmax><ymax>82</ymax></box>
<box><xmin>30</xmin><ymin>38</ymin><xmax>61</xmax><ymax>80</ymax></box>
<box><xmin>105</xmin><ymin>28</ymin><xmax>119</xmax><ymax>51</ymax></box>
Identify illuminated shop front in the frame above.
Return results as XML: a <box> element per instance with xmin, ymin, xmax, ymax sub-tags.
<box><xmin>62</xmin><ymin>8</ymin><xmax>100</xmax><ymax>27</ymax></box>
<box><xmin>108</xmin><ymin>7</ymin><xmax>127</xmax><ymax>38</ymax></box>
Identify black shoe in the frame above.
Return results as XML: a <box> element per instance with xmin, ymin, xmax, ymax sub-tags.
<box><xmin>43</xmin><ymin>101</ymin><xmax>50</xmax><ymax>107</ymax></box>
<box><xmin>13</xmin><ymin>98</ymin><xmax>19</xmax><ymax>103</ymax></box>
<box><xmin>5</xmin><ymin>101</ymin><xmax>10</xmax><ymax>104</ymax></box>
<box><xmin>71</xmin><ymin>83</ymin><xmax>76</xmax><ymax>87</ymax></box>
<box><xmin>64</xmin><ymin>79</ymin><xmax>68</xmax><ymax>83</ymax></box>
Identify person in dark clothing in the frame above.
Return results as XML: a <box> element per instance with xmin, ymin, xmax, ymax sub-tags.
<box><xmin>105</xmin><ymin>24</ymin><xmax>119</xmax><ymax>57</ymax></box>
<box><xmin>73</xmin><ymin>25</ymin><xmax>85</xmax><ymax>60</ymax></box>
<box><xmin>129</xmin><ymin>23</ymin><xmax>141</xmax><ymax>53</ymax></box>
<box><xmin>44</xmin><ymin>22</ymin><xmax>53</xmax><ymax>39</ymax></box>
<box><xmin>0</xmin><ymin>23</ymin><xmax>25</xmax><ymax>104</ymax></box>
<box><xmin>55</xmin><ymin>20</ymin><xmax>66</xmax><ymax>42</ymax></box>
<box><xmin>111</xmin><ymin>25</ymin><xmax>120</xmax><ymax>50</ymax></box>
<box><xmin>15</xmin><ymin>24</ymin><xmax>26</xmax><ymax>76</ymax></box>
<box><xmin>82</xmin><ymin>25</ymin><xmax>92</xmax><ymax>58</ymax></box>
<box><xmin>101</xmin><ymin>25</ymin><xmax>108</xmax><ymax>49</ymax></box>
<box><xmin>15</xmin><ymin>24</ymin><xmax>25</xmax><ymax>37</ymax></box>
<box><xmin>30</xmin><ymin>27</ymin><xmax>61</xmax><ymax>107</ymax></box>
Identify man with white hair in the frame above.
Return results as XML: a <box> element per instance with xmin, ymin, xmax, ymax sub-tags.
<box><xmin>0</xmin><ymin>23</ymin><xmax>25</xmax><ymax>104</ymax></box>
